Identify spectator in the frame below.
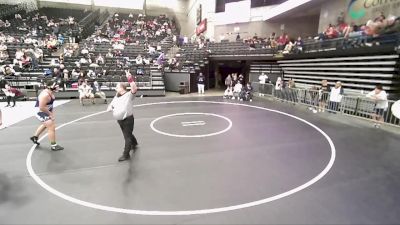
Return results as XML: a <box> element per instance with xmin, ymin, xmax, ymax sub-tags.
<box><xmin>197</xmin><ymin>73</ymin><xmax>205</xmax><ymax>95</ymax></box>
<box><xmin>223</xmin><ymin>85</ymin><xmax>233</xmax><ymax>99</ymax></box>
<box><xmin>224</xmin><ymin>74</ymin><xmax>232</xmax><ymax>88</ymax></box>
<box><xmin>366</xmin><ymin>84</ymin><xmax>388</xmax><ymax>128</ymax></box>
<box><xmin>329</xmin><ymin>81</ymin><xmax>344</xmax><ymax>113</ymax></box>
<box><xmin>293</xmin><ymin>36</ymin><xmax>303</xmax><ymax>53</ymax></box>
<box><xmin>282</xmin><ymin>39</ymin><xmax>295</xmax><ymax>54</ymax></box>
<box><xmin>2</xmin><ymin>84</ymin><xmax>22</xmax><ymax>107</ymax></box>
<box><xmin>95</xmin><ymin>53</ymin><xmax>105</xmax><ymax>64</ymax></box>
<box><xmin>240</xmin><ymin>83</ymin><xmax>253</xmax><ymax>102</ymax></box>
<box><xmin>232</xmin><ymin>82</ymin><xmax>243</xmax><ymax>100</ymax></box>
<box><xmin>275</xmin><ymin>77</ymin><xmax>283</xmax><ymax>100</ymax></box>
<box><xmin>106</xmin><ymin>50</ymin><xmax>114</xmax><ymax>58</ymax></box>
<box><xmin>78</xmin><ymin>81</ymin><xmax>95</xmax><ymax>106</ymax></box>
<box><xmin>258</xmin><ymin>72</ymin><xmax>269</xmax><ymax>96</ymax></box>
<box><xmin>92</xmin><ymin>81</ymin><xmax>107</xmax><ymax>104</ymax></box>
<box><xmin>318</xmin><ymin>80</ymin><xmax>330</xmax><ymax>112</ymax></box>
<box><xmin>136</xmin><ymin>54</ymin><xmax>143</xmax><ymax>65</ymax></box>
<box><xmin>1</xmin><ymin>64</ymin><xmax>15</xmax><ymax>76</ymax></box>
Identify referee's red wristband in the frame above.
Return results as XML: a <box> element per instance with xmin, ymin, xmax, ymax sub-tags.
<box><xmin>128</xmin><ymin>75</ymin><xmax>135</xmax><ymax>83</ymax></box>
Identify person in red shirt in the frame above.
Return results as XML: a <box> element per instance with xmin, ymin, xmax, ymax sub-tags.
<box><xmin>2</xmin><ymin>84</ymin><xmax>21</xmax><ymax>107</ymax></box>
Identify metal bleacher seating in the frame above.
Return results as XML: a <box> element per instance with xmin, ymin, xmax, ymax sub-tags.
<box><xmin>277</xmin><ymin>54</ymin><xmax>400</xmax><ymax>97</ymax></box>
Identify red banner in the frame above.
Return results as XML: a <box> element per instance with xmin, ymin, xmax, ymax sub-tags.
<box><xmin>196</xmin><ymin>19</ymin><xmax>207</xmax><ymax>35</ymax></box>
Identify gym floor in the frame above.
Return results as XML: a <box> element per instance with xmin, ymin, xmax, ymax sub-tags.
<box><xmin>0</xmin><ymin>95</ymin><xmax>399</xmax><ymax>224</ymax></box>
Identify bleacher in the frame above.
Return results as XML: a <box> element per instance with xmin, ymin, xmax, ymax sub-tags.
<box><xmin>277</xmin><ymin>53</ymin><xmax>400</xmax><ymax>98</ymax></box>
<box><xmin>209</xmin><ymin>41</ymin><xmax>274</xmax><ymax>56</ymax></box>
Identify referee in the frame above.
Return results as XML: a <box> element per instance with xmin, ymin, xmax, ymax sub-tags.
<box><xmin>107</xmin><ymin>77</ymin><xmax>138</xmax><ymax>162</ymax></box>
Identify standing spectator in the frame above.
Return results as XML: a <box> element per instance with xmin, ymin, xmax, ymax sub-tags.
<box><xmin>329</xmin><ymin>81</ymin><xmax>344</xmax><ymax>113</ymax></box>
<box><xmin>197</xmin><ymin>73</ymin><xmax>205</xmax><ymax>95</ymax></box>
<box><xmin>366</xmin><ymin>84</ymin><xmax>388</xmax><ymax>128</ymax></box>
<box><xmin>275</xmin><ymin>77</ymin><xmax>284</xmax><ymax>100</ymax></box>
<box><xmin>318</xmin><ymin>80</ymin><xmax>330</xmax><ymax>112</ymax></box>
<box><xmin>258</xmin><ymin>72</ymin><xmax>269</xmax><ymax>96</ymax></box>
<box><xmin>225</xmin><ymin>74</ymin><xmax>233</xmax><ymax>88</ymax></box>
<box><xmin>287</xmin><ymin>78</ymin><xmax>297</xmax><ymax>103</ymax></box>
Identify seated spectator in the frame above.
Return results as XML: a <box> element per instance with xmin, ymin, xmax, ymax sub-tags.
<box><xmin>223</xmin><ymin>86</ymin><xmax>233</xmax><ymax>99</ymax></box>
<box><xmin>78</xmin><ymin>81</ymin><xmax>95</xmax><ymax>105</ymax></box>
<box><xmin>91</xmin><ymin>81</ymin><xmax>107</xmax><ymax>104</ymax></box>
<box><xmin>95</xmin><ymin>53</ymin><xmax>104</xmax><ymax>64</ymax></box>
<box><xmin>50</xmin><ymin>58</ymin><xmax>60</xmax><ymax>67</ymax></box>
<box><xmin>232</xmin><ymin>82</ymin><xmax>243</xmax><ymax>100</ymax></box>
<box><xmin>113</xmin><ymin>42</ymin><xmax>125</xmax><ymax>50</ymax></box>
<box><xmin>0</xmin><ymin>42</ymin><xmax>7</xmax><ymax>52</ymax></box>
<box><xmin>106</xmin><ymin>50</ymin><xmax>114</xmax><ymax>58</ymax></box>
<box><xmin>71</xmin><ymin>68</ymin><xmax>81</xmax><ymax>79</ymax></box>
<box><xmin>326</xmin><ymin>24</ymin><xmax>339</xmax><ymax>39</ymax></box>
<box><xmin>136</xmin><ymin>54</ymin><xmax>143</xmax><ymax>65</ymax></box>
<box><xmin>282</xmin><ymin>39</ymin><xmax>295</xmax><ymax>54</ymax></box>
<box><xmin>1</xmin><ymin>65</ymin><xmax>15</xmax><ymax>76</ymax></box>
<box><xmin>87</xmin><ymin>69</ymin><xmax>96</xmax><ymax>78</ymax></box>
<box><xmin>34</xmin><ymin>47</ymin><xmax>43</xmax><ymax>63</ymax></box>
<box><xmin>79</xmin><ymin>57</ymin><xmax>90</xmax><ymax>64</ymax></box>
<box><xmin>58</xmin><ymin>34</ymin><xmax>65</xmax><ymax>45</ymax></box>
<box><xmin>0</xmin><ymin>50</ymin><xmax>8</xmax><ymax>63</ymax></box>
<box><xmin>14</xmin><ymin>49</ymin><xmax>24</xmax><ymax>66</ymax></box>
<box><xmin>239</xmin><ymin>83</ymin><xmax>253</xmax><ymax>102</ymax></box>
<box><xmin>293</xmin><ymin>36</ymin><xmax>303</xmax><ymax>53</ymax></box>
<box><xmin>81</xmin><ymin>47</ymin><xmax>89</xmax><ymax>55</ymax></box>
<box><xmin>168</xmin><ymin>57</ymin><xmax>177</xmax><ymax>67</ymax></box>
<box><xmin>2</xmin><ymin>84</ymin><xmax>22</xmax><ymax>107</ymax></box>
<box><xmin>20</xmin><ymin>54</ymin><xmax>32</xmax><ymax>69</ymax></box>
<box><xmin>47</xmin><ymin>38</ymin><xmax>59</xmax><ymax>50</ymax></box>
<box><xmin>4</xmin><ymin>20</ymin><xmax>10</xmax><ymax>28</ymax></box>
<box><xmin>62</xmin><ymin>46</ymin><xmax>72</xmax><ymax>57</ymax></box>
<box><xmin>148</xmin><ymin>45</ymin><xmax>156</xmax><ymax>55</ymax></box>
<box><xmin>53</xmin><ymin>68</ymin><xmax>62</xmax><ymax>79</ymax></box>
<box><xmin>277</xmin><ymin>34</ymin><xmax>288</xmax><ymax>50</ymax></box>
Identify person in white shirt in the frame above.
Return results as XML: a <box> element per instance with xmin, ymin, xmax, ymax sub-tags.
<box><xmin>258</xmin><ymin>73</ymin><xmax>269</xmax><ymax>96</ymax></box>
<box><xmin>78</xmin><ymin>81</ymin><xmax>95</xmax><ymax>105</ymax></box>
<box><xmin>107</xmin><ymin>77</ymin><xmax>138</xmax><ymax>162</ymax></box>
<box><xmin>81</xmin><ymin>47</ymin><xmax>89</xmax><ymax>55</ymax></box>
<box><xmin>135</xmin><ymin>54</ymin><xmax>143</xmax><ymax>65</ymax></box>
<box><xmin>232</xmin><ymin>82</ymin><xmax>243</xmax><ymax>100</ymax></box>
<box><xmin>329</xmin><ymin>81</ymin><xmax>344</xmax><ymax>113</ymax></box>
<box><xmin>366</xmin><ymin>84</ymin><xmax>388</xmax><ymax>128</ymax></box>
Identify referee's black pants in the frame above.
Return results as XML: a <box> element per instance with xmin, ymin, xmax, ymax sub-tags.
<box><xmin>117</xmin><ymin>115</ymin><xmax>138</xmax><ymax>156</ymax></box>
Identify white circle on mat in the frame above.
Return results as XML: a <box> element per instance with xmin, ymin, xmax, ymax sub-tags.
<box><xmin>150</xmin><ymin>112</ymin><xmax>232</xmax><ymax>138</ymax></box>
<box><xmin>26</xmin><ymin>101</ymin><xmax>336</xmax><ymax>216</ymax></box>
